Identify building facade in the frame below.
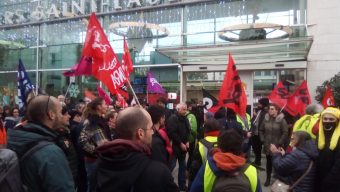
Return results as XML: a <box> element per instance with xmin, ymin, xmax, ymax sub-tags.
<box><xmin>0</xmin><ymin>0</ymin><xmax>338</xmax><ymax>107</ymax></box>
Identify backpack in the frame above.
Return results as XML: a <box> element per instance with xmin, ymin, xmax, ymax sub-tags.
<box><xmin>212</xmin><ymin>164</ymin><xmax>251</xmax><ymax>192</ymax></box>
<box><xmin>0</xmin><ymin>141</ymin><xmax>52</xmax><ymax>192</ymax></box>
<box><xmin>200</xmin><ymin>138</ymin><xmax>218</xmax><ymax>162</ymax></box>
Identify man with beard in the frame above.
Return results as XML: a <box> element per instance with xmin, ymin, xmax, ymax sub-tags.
<box><xmin>316</xmin><ymin>107</ymin><xmax>340</xmax><ymax>192</ymax></box>
<box><xmin>7</xmin><ymin>95</ymin><xmax>75</xmax><ymax>192</ymax></box>
<box><xmin>95</xmin><ymin>107</ymin><xmax>179</xmax><ymax>192</ymax></box>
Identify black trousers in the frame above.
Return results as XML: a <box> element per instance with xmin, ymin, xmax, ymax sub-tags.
<box><xmin>266</xmin><ymin>155</ymin><xmax>273</xmax><ymax>180</ymax></box>
<box><xmin>251</xmin><ymin>135</ymin><xmax>262</xmax><ymax>164</ymax></box>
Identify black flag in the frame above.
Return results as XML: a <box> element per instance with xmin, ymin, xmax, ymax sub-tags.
<box><xmin>202</xmin><ymin>88</ymin><xmax>218</xmax><ymax>110</ymax></box>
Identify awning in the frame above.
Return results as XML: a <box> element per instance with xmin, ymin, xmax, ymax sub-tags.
<box><xmin>156</xmin><ymin>37</ymin><xmax>313</xmax><ymax>66</ymax></box>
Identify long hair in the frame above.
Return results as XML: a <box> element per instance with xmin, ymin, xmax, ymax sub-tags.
<box><xmin>83</xmin><ymin>97</ymin><xmax>104</xmax><ymax>119</ymax></box>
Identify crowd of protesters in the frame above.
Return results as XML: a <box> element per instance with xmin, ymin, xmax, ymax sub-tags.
<box><xmin>0</xmin><ymin>93</ymin><xmax>339</xmax><ymax>192</ymax></box>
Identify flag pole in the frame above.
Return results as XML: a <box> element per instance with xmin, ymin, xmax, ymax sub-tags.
<box><xmin>280</xmin><ymin>103</ymin><xmax>287</xmax><ymax>113</ymax></box>
<box><xmin>146</xmin><ymin>88</ymin><xmax>149</xmax><ymax>104</ymax></box>
<box><xmin>127</xmin><ymin>80</ymin><xmax>140</xmax><ymax>106</ymax></box>
<box><xmin>64</xmin><ymin>82</ymin><xmax>73</xmax><ymax>98</ymax></box>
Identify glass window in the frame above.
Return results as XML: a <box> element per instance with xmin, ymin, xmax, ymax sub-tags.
<box><xmin>253</xmin><ymin>70</ymin><xmax>277</xmax><ymax>103</ymax></box>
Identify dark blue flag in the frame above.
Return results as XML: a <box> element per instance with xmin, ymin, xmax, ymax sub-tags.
<box><xmin>17</xmin><ymin>59</ymin><xmax>34</xmax><ymax>114</ymax></box>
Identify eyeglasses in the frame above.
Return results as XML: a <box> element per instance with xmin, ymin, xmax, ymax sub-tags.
<box><xmin>45</xmin><ymin>96</ymin><xmax>50</xmax><ymax>115</ymax></box>
<box><xmin>269</xmin><ymin>108</ymin><xmax>276</xmax><ymax>110</ymax></box>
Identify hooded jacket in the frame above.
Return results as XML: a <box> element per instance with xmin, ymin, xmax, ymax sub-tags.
<box><xmin>273</xmin><ymin>140</ymin><xmax>318</xmax><ymax>192</ymax></box>
<box><xmin>7</xmin><ymin>122</ymin><xmax>75</xmax><ymax>192</ymax></box>
<box><xmin>95</xmin><ymin>139</ymin><xmax>179</xmax><ymax>192</ymax></box>
<box><xmin>190</xmin><ymin>150</ymin><xmax>262</xmax><ymax>192</ymax></box>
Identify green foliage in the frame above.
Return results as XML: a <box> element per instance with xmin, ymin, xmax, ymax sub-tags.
<box><xmin>315</xmin><ymin>72</ymin><xmax>340</xmax><ymax>107</ymax></box>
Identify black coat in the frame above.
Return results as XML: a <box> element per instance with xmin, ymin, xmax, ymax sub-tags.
<box><xmin>95</xmin><ymin>139</ymin><xmax>179</xmax><ymax>192</ymax></box>
<box><xmin>316</xmin><ymin>135</ymin><xmax>340</xmax><ymax>192</ymax></box>
<box><xmin>166</xmin><ymin>113</ymin><xmax>190</xmax><ymax>160</ymax></box>
<box><xmin>272</xmin><ymin>140</ymin><xmax>318</xmax><ymax>192</ymax></box>
<box><xmin>151</xmin><ymin>131</ymin><xmax>169</xmax><ymax>166</ymax></box>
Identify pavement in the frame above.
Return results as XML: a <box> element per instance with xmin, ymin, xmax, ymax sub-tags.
<box><xmin>171</xmin><ymin>153</ymin><xmax>272</xmax><ymax>192</ymax></box>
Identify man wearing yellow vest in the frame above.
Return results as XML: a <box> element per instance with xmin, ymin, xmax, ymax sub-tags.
<box><xmin>188</xmin><ymin>118</ymin><xmax>220</xmax><ymax>189</ymax></box>
<box><xmin>293</xmin><ymin>104</ymin><xmax>323</xmax><ymax>139</ymax></box>
<box><xmin>190</xmin><ymin>128</ymin><xmax>262</xmax><ymax>192</ymax></box>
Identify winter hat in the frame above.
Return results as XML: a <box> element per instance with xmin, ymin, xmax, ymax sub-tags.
<box><xmin>258</xmin><ymin>98</ymin><xmax>269</xmax><ymax>107</ymax></box>
<box><xmin>205</xmin><ymin>112</ymin><xmax>214</xmax><ymax>120</ymax></box>
<box><xmin>318</xmin><ymin>107</ymin><xmax>340</xmax><ymax>150</ymax></box>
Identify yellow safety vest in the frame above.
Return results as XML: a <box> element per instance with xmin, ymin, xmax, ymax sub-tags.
<box><xmin>237</xmin><ymin>113</ymin><xmax>251</xmax><ymax>131</ymax></box>
<box><xmin>292</xmin><ymin>114</ymin><xmax>320</xmax><ymax>139</ymax></box>
<box><xmin>203</xmin><ymin>161</ymin><xmax>258</xmax><ymax>192</ymax></box>
<box><xmin>198</xmin><ymin>136</ymin><xmax>218</xmax><ymax>163</ymax></box>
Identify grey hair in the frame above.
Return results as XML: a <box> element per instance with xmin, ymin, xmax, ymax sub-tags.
<box><xmin>176</xmin><ymin>103</ymin><xmax>187</xmax><ymax>111</ymax></box>
<box><xmin>305</xmin><ymin>104</ymin><xmax>324</xmax><ymax>115</ymax></box>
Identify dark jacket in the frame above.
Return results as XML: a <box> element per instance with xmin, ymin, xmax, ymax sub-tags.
<box><xmin>167</xmin><ymin>113</ymin><xmax>190</xmax><ymax>159</ymax></box>
<box><xmin>7</xmin><ymin>122</ymin><xmax>75</xmax><ymax>192</ymax></box>
<box><xmin>95</xmin><ymin>139</ymin><xmax>179</xmax><ymax>192</ymax></box>
<box><xmin>56</xmin><ymin>127</ymin><xmax>79</xmax><ymax>187</ymax></box>
<box><xmin>4</xmin><ymin>116</ymin><xmax>20</xmax><ymax>130</ymax></box>
<box><xmin>151</xmin><ymin>131</ymin><xmax>169</xmax><ymax>166</ymax></box>
<box><xmin>316</xmin><ymin>131</ymin><xmax>340</xmax><ymax>192</ymax></box>
<box><xmin>273</xmin><ymin>140</ymin><xmax>318</xmax><ymax>192</ymax></box>
<box><xmin>259</xmin><ymin>113</ymin><xmax>288</xmax><ymax>154</ymax></box>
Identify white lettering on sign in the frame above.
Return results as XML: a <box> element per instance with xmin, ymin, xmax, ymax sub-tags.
<box><xmin>99</xmin><ymin>58</ymin><xmax>118</xmax><ymax>71</ymax></box>
<box><xmin>127</xmin><ymin>0</ymin><xmax>142</xmax><ymax>8</ymax></box>
<box><xmin>110</xmin><ymin>66</ymin><xmax>127</xmax><ymax>89</ymax></box>
<box><xmin>0</xmin><ymin>0</ymin><xmax>183</xmax><ymax>26</ymax></box>
<box><xmin>147</xmin><ymin>0</ymin><xmax>161</xmax><ymax>5</ymax></box>
<box><xmin>46</xmin><ymin>4</ymin><xmax>60</xmax><ymax>18</ymax></box>
<box><xmin>150</xmin><ymin>78</ymin><xmax>160</xmax><ymax>86</ymax></box>
<box><xmin>92</xmin><ymin>31</ymin><xmax>111</xmax><ymax>53</ymax></box>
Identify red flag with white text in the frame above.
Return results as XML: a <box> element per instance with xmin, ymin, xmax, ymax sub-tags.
<box><xmin>218</xmin><ymin>53</ymin><xmax>247</xmax><ymax>117</ymax></box>
<box><xmin>268</xmin><ymin>81</ymin><xmax>290</xmax><ymax>109</ymax></box>
<box><xmin>321</xmin><ymin>85</ymin><xmax>335</xmax><ymax>108</ymax></box>
<box><xmin>122</xmin><ymin>37</ymin><xmax>134</xmax><ymax>78</ymax></box>
<box><xmin>82</xmin><ymin>13</ymin><xmax>127</xmax><ymax>95</ymax></box>
<box><xmin>285</xmin><ymin>80</ymin><xmax>311</xmax><ymax>116</ymax></box>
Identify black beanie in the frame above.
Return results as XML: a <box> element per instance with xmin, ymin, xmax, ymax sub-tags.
<box><xmin>258</xmin><ymin>98</ymin><xmax>269</xmax><ymax>107</ymax></box>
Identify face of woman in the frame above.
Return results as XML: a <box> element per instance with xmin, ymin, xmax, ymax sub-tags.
<box><xmin>268</xmin><ymin>106</ymin><xmax>278</xmax><ymax>117</ymax></box>
<box><xmin>108</xmin><ymin>114</ymin><xmax>117</xmax><ymax>129</ymax></box>
<box><xmin>290</xmin><ymin>134</ymin><xmax>299</xmax><ymax>147</ymax></box>
<box><xmin>13</xmin><ymin>109</ymin><xmax>20</xmax><ymax>118</ymax></box>
<box><xmin>97</xmin><ymin>101</ymin><xmax>108</xmax><ymax>116</ymax></box>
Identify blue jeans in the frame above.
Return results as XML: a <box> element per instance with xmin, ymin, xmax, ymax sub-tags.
<box><xmin>170</xmin><ymin>156</ymin><xmax>186</xmax><ymax>189</ymax></box>
<box><xmin>85</xmin><ymin>161</ymin><xmax>96</xmax><ymax>192</ymax></box>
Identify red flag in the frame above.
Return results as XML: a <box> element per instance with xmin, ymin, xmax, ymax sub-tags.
<box><xmin>117</xmin><ymin>84</ymin><xmax>129</xmax><ymax>100</ymax></box>
<box><xmin>321</xmin><ymin>85</ymin><xmax>335</xmax><ymax>108</ymax></box>
<box><xmin>116</xmin><ymin>93</ymin><xmax>128</xmax><ymax>108</ymax></box>
<box><xmin>84</xmin><ymin>89</ymin><xmax>96</xmax><ymax>101</ymax></box>
<box><xmin>97</xmin><ymin>85</ymin><xmax>111</xmax><ymax>105</ymax></box>
<box><xmin>285</xmin><ymin>80</ymin><xmax>311</xmax><ymax>116</ymax></box>
<box><xmin>218</xmin><ymin>53</ymin><xmax>247</xmax><ymax>117</ymax></box>
<box><xmin>63</xmin><ymin>56</ymin><xmax>92</xmax><ymax>76</ymax></box>
<box><xmin>82</xmin><ymin>13</ymin><xmax>127</xmax><ymax>95</ymax></box>
<box><xmin>268</xmin><ymin>81</ymin><xmax>290</xmax><ymax>109</ymax></box>
<box><xmin>122</xmin><ymin>37</ymin><xmax>134</xmax><ymax>78</ymax></box>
